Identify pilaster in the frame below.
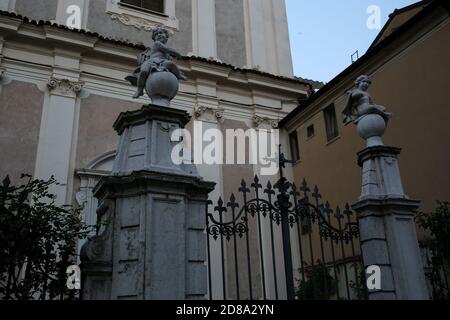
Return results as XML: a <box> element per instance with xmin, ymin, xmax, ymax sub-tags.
<box><xmin>192</xmin><ymin>0</ymin><xmax>217</xmax><ymax>59</ymax></box>
<box><xmin>34</xmin><ymin>76</ymin><xmax>84</xmax><ymax>205</ymax></box>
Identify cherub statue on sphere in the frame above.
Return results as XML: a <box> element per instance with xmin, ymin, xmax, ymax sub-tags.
<box><xmin>126</xmin><ymin>27</ymin><xmax>186</xmax><ymax>106</ymax></box>
<box><xmin>342</xmin><ymin>75</ymin><xmax>392</xmax><ymax>147</ymax></box>
<box><xmin>342</xmin><ymin>75</ymin><xmax>391</xmax><ymax>125</ymax></box>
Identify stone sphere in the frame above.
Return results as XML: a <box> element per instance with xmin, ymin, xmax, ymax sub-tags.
<box><xmin>357</xmin><ymin>114</ymin><xmax>386</xmax><ymax>145</ymax></box>
<box><xmin>145</xmin><ymin>71</ymin><xmax>179</xmax><ymax>107</ymax></box>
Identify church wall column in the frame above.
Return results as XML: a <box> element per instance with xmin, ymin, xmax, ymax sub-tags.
<box><xmin>191</xmin><ymin>0</ymin><xmax>217</xmax><ymax>59</ymax></box>
<box><xmin>243</xmin><ymin>0</ymin><xmax>293</xmax><ymax>77</ymax></box>
<box><xmin>192</xmin><ymin>90</ymin><xmax>225</xmax><ymax>299</ymax></box>
<box><xmin>0</xmin><ymin>0</ymin><xmax>15</xmax><ymax>11</ymax></box>
<box><xmin>34</xmin><ymin>52</ymin><xmax>85</xmax><ymax>205</ymax></box>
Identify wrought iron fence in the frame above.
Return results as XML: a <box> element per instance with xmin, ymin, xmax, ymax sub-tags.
<box><xmin>205</xmin><ymin>154</ymin><xmax>366</xmax><ymax>300</ymax></box>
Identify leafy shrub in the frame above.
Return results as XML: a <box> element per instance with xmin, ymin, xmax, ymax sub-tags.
<box><xmin>0</xmin><ymin>175</ymin><xmax>89</xmax><ymax>300</ymax></box>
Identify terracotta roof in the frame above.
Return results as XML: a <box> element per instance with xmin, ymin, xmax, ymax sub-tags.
<box><xmin>0</xmin><ymin>10</ymin><xmax>321</xmax><ymax>88</ymax></box>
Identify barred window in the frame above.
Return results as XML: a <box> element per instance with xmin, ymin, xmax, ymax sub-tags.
<box><xmin>120</xmin><ymin>0</ymin><xmax>165</xmax><ymax>15</ymax></box>
<box><xmin>324</xmin><ymin>104</ymin><xmax>339</xmax><ymax>141</ymax></box>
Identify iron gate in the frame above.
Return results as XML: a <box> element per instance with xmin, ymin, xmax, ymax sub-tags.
<box><xmin>205</xmin><ymin>153</ymin><xmax>366</xmax><ymax>300</ymax></box>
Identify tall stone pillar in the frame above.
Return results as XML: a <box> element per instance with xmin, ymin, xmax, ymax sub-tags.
<box><xmin>352</xmin><ymin>146</ymin><xmax>429</xmax><ymax>299</ymax></box>
<box><xmin>345</xmin><ymin>75</ymin><xmax>429</xmax><ymax>300</ymax></box>
<box><xmin>80</xmin><ymin>104</ymin><xmax>215</xmax><ymax>300</ymax></box>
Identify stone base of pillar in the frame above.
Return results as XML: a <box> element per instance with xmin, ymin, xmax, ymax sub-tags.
<box><xmin>80</xmin><ymin>104</ymin><xmax>215</xmax><ymax>300</ymax></box>
<box><xmin>353</xmin><ymin>198</ymin><xmax>429</xmax><ymax>300</ymax></box>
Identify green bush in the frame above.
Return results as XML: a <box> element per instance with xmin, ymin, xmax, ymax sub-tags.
<box><xmin>0</xmin><ymin>174</ymin><xmax>89</xmax><ymax>300</ymax></box>
<box><xmin>416</xmin><ymin>201</ymin><xmax>450</xmax><ymax>262</ymax></box>
<box><xmin>295</xmin><ymin>263</ymin><xmax>336</xmax><ymax>300</ymax></box>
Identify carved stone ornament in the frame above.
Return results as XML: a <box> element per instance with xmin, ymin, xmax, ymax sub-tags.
<box><xmin>0</xmin><ymin>68</ymin><xmax>5</xmax><ymax>80</ymax></box>
<box><xmin>47</xmin><ymin>77</ymin><xmax>85</xmax><ymax>97</ymax></box>
<box><xmin>252</xmin><ymin>114</ymin><xmax>279</xmax><ymax>129</ymax></box>
<box><xmin>110</xmin><ymin>13</ymin><xmax>174</xmax><ymax>34</ymax></box>
<box><xmin>194</xmin><ymin>106</ymin><xmax>224</xmax><ymax>122</ymax></box>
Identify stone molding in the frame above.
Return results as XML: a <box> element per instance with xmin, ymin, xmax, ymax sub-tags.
<box><xmin>252</xmin><ymin>114</ymin><xmax>279</xmax><ymax>129</ymax></box>
<box><xmin>109</xmin><ymin>13</ymin><xmax>174</xmax><ymax>34</ymax></box>
<box><xmin>47</xmin><ymin>77</ymin><xmax>85</xmax><ymax>98</ymax></box>
<box><xmin>193</xmin><ymin>105</ymin><xmax>224</xmax><ymax>123</ymax></box>
<box><xmin>106</xmin><ymin>0</ymin><xmax>178</xmax><ymax>33</ymax></box>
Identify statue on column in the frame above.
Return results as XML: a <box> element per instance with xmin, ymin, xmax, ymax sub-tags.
<box><xmin>126</xmin><ymin>27</ymin><xmax>186</xmax><ymax>107</ymax></box>
<box><xmin>342</xmin><ymin>75</ymin><xmax>392</xmax><ymax>147</ymax></box>
<box><xmin>342</xmin><ymin>75</ymin><xmax>391</xmax><ymax>124</ymax></box>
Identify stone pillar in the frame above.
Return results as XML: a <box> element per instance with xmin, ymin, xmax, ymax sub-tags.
<box><xmin>80</xmin><ymin>104</ymin><xmax>215</xmax><ymax>300</ymax></box>
<box><xmin>352</xmin><ymin>146</ymin><xmax>429</xmax><ymax>300</ymax></box>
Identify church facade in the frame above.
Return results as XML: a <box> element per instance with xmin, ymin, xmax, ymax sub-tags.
<box><xmin>0</xmin><ymin>0</ymin><xmax>320</xmax><ymax>299</ymax></box>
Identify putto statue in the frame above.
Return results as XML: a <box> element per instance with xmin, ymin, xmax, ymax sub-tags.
<box><xmin>342</xmin><ymin>75</ymin><xmax>392</xmax><ymax>147</ymax></box>
<box><xmin>126</xmin><ymin>27</ymin><xmax>186</xmax><ymax>107</ymax></box>
<box><xmin>342</xmin><ymin>75</ymin><xmax>391</xmax><ymax>124</ymax></box>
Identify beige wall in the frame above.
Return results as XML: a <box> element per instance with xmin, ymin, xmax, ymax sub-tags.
<box><xmin>0</xmin><ymin>81</ymin><xmax>44</xmax><ymax>183</ymax></box>
<box><xmin>288</xmin><ymin>15</ymin><xmax>450</xmax><ymax>240</ymax></box>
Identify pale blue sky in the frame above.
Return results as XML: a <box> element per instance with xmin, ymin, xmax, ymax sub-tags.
<box><xmin>286</xmin><ymin>0</ymin><xmax>420</xmax><ymax>83</ymax></box>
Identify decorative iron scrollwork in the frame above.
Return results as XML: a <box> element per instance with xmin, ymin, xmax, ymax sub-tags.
<box><xmin>206</xmin><ymin>175</ymin><xmax>360</xmax><ymax>243</ymax></box>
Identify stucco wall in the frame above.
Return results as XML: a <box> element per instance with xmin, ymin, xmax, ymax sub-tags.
<box><xmin>215</xmin><ymin>0</ymin><xmax>246</xmax><ymax>68</ymax></box>
<box><xmin>0</xmin><ymin>81</ymin><xmax>44</xmax><ymax>183</ymax></box>
<box><xmin>14</xmin><ymin>0</ymin><xmax>58</xmax><ymax>21</ymax></box>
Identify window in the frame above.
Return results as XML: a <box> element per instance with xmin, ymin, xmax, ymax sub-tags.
<box><xmin>107</xmin><ymin>0</ymin><xmax>178</xmax><ymax>33</ymax></box>
<box><xmin>307</xmin><ymin>125</ymin><xmax>315</xmax><ymax>139</ymax></box>
<box><xmin>324</xmin><ymin>104</ymin><xmax>339</xmax><ymax>141</ymax></box>
<box><xmin>120</xmin><ymin>0</ymin><xmax>165</xmax><ymax>15</ymax></box>
<box><xmin>289</xmin><ymin>130</ymin><xmax>300</xmax><ymax>162</ymax></box>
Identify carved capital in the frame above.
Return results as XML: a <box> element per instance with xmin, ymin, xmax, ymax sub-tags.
<box><xmin>194</xmin><ymin>106</ymin><xmax>224</xmax><ymax>123</ymax></box>
<box><xmin>47</xmin><ymin>77</ymin><xmax>85</xmax><ymax>97</ymax></box>
<box><xmin>109</xmin><ymin>13</ymin><xmax>175</xmax><ymax>34</ymax></box>
<box><xmin>252</xmin><ymin>114</ymin><xmax>279</xmax><ymax>129</ymax></box>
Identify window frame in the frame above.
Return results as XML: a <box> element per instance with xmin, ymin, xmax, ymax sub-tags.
<box><xmin>323</xmin><ymin>104</ymin><xmax>339</xmax><ymax>142</ymax></box>
<box><xmin>106</xmin><ymin>0</ymin><xmax>178</xmax><ymax>33</ymax></box>
<box><xmin>289</xmin><ymin>130</ymin><xmax>300</xmax><ymax>163</ymax></box>
<box><xmin>119</xmin><ymin>0</ymin><xmax>166</xmax><ymax>17</ymax></box>
<box><xmin>306</xmin><ymin>124</ymin><xmax>315</xmax><ymax>139</ymax></box>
